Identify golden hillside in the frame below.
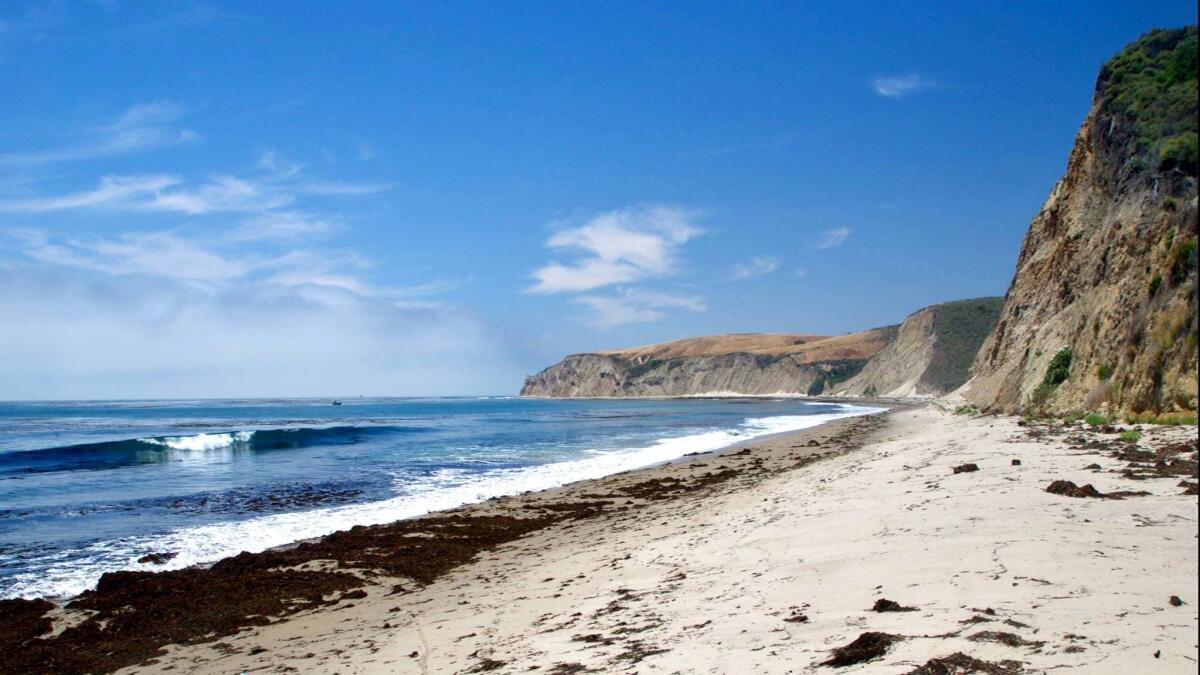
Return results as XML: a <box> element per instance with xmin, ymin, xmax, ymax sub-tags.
<box><xmin>594</xmin><ymin>328</ymin><xmax>895</xmax><ymax>364</ymax></box>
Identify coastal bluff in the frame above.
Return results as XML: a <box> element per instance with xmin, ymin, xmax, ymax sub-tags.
<box><xmin>833</xmin><ymin>297</ymin><xmax>1002</xmax><ymax>398</ymax></box>
<box><xmin>967</xmin><ymin>27</ymin><xmax>1198</xmax><ymax>415</ymax></box>
<box><xmin>520</xmin><ymin>330</ymin><xmax>895</xmax><ymax>397</ymax></box>
<box><xmin>521</xmin><ymin>297</ymin><xmax>1002</xmax><ymax>399</ymax></box>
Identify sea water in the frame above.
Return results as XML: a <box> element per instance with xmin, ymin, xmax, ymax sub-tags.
<box><xmin>0</xmin><ymin>396</ymin><xmax>881</xmax><ymax>599</ymax></box>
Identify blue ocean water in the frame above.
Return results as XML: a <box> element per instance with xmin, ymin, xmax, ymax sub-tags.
<box><xmin>0</xmin><ymin>396</ymin><xmax>880</xmax><ymax>599</ymax></box>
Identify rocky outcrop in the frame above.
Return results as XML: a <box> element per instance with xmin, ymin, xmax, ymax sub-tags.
<box><xmin>967</xmin><ymin>28</ymin><xmax>1198</xmax><ymax>414</ymax></box>
<box><xmin>835</xmin><ymin>298</ymin><xmax>1003</xmax><ymax>397</ymax></box>
<box><xmin>520</xmin><ymin>329</ymin><xmax>896</xmax><ymax>397</ymax></box>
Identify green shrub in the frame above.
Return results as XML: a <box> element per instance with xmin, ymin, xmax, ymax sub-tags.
<box><xmin>921</xmin><ymin>297</ymin><xmax>1005</xmax><ymax>393</ymax></box>
<box><xmin>954</xmin><ymin>405</ymin><xmax>979</xmax><ymax>415</ymax></box>
<box><xmin>1084</xmin><ymin>413</ymin><xmax>1110</xmax><ymax>426</ymax></box>
<box><xmin>1120</xmin><ymin>429</ymin><xmax>1143</xmax><ymax>442</ymax></box>
<box><xmin>1063</xmin><ymin>410</ymin><xmax>1086</xmax><ymax>424</ymax></box>
<box><xmin>807</xmin><ymin>376</ymin><xmax>826</xmax><ymax>396</ymax></box>
<box><xmin>1158</xmin><ymin>132</ymin><xmax>1198</xmax><ymax>172</ymax></box>
<box><xmin>863</xmin><ymin>384</ymin><xmax>878</xmax><ymax>397</ymax></box>
<box><xmin>1170</xmin><ymin>238</ymin><xmax>1197</xmax><ymax>285</ymax></box>
<box><xmin>1030</xmin><ymin>382</ymin><xmax>1056</xmax><ymax>410</ymax></box>
<box><xmin>1096</xmin><ymin>363</ymin><xmax>1115</xmax><ymax>380</ymax></box>
<box><xmin>1043</xmin><ymin>347</ymin><xmax>1073</xmax><ymax>387</ymax></box>
<box><xmin>1098</xmin><ymin>27</ymin><xmax>1198</xmax><ymax>173</ymax></box>
<box><xmin>623</xmin><ymin>359</ymin><xmax>664</xmax><ymax>379</ymax></box>
<box><xmin>1149</xmin><ymin>273</ymin><xmax>1163</xmax><ymax>297</ymax></box>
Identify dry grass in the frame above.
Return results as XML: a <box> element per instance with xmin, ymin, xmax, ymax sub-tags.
<box><xmin>595</xmin><ymin>329</ymin><xmax>893</xmax><ymax>364</ymax></box>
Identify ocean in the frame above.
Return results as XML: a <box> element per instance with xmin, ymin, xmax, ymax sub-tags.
<box><xmin>0</xmin><ymin>396</ymin><xmax>881</xmax><ymax>599</ymax></box>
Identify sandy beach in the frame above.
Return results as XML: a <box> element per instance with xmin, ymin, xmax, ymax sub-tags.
<box><xmin>17</xmin><ymin>404</ymin><xmax>1171</xmax><ymax>674</ymax></box>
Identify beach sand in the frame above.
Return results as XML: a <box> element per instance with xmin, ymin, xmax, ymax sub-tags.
<box><xmin>94</xmin><ymin>405</ymin><xmax>1196</xmax><ymax>674</ymax></box>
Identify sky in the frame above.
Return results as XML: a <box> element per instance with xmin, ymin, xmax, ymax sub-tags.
<box><xmin>1</xmin><ymin>1</ymin><xmax>1196</xmax><ymax>399</ymax></box>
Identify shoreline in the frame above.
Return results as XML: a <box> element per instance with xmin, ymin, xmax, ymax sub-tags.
<box><xmin>2</xmin><ymin>406</ymin><xmax>894</xmax><ymax>674</ymax></box>
<box><xmin>4</xmin><ymin>404</ymin><xmax>1196</xmax><ymax>674</ymax></box>
<box><xmin>1</xmin><ymin>399</ymin><xmax>887</xmax><ymax>602</ymax></box>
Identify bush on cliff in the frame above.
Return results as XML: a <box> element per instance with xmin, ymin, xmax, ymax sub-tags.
<box><xmin>1099</xmin><ymin>26</ymin><xmax>1198</xmax><ymax>176</ymax></box>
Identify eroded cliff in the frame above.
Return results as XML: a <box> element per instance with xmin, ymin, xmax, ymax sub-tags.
<box><xmin>967</xmin><ymin>27</ymin><xmax>1198</xmax><ymax>414</ymax></box>
<box><xmin>520</xmin><ymin>329</ymin><xmax>895</xmax><ymax>397</ymax></box>
<box><xmin>835</xmin><ymin>298</ymin><xmax>1002</xmax><ymax>397</ymax></box>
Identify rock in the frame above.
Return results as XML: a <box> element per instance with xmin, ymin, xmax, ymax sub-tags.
<box><xmin>136</xmin><ymin>552</ymin><xmax>178</xmax><ymax>565</ymax></box>
<box><xmin>520</xmin><ymin>331</ymin><xmax>894</xmax><ymax>397</ymax></box>
<box><xmin>835</xmin><ymin>298</ymin><xmax>1003</xmax><ymax>397</ymax></box>
<box><xmin>1011</xmin><ymin>459</ymin><xmax>1022</xmax><ymax>466</ymax></box>
<box><xmin>953</xmin><ymin>463</ymin><xmax>980</xmax><ymax>474</ymax></box>
<box><xmin>965</xmin><ymin>28</ymin><xmax>1199</xmax><ymax>416</ymax></box>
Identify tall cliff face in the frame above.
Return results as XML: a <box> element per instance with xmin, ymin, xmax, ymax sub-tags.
<box><xmin>967</xmin><ymin>28</ymin><xmax>1198</xmax><ymax>414</ymax></box>
<box><xmin>520</xmin><ymin>329</ymin><xmax>895</xmax><ymax>397</ymax></box>
<box><xmin>835</xmin><ymin>298</ymin><xmax>1003</xmax><ymax>397</ymax></box>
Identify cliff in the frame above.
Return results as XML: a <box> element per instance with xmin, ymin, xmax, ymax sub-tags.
<box><xmin>967</xmin><ymin>27</ymin><xmax>1199</xmax><ymax>414</ymax></box>
<box><xmin>834</xmin><ymin>297</ymin><xmax>1003</xmax><ymax>397</ymax></box>
<box><xmin>520</xmin><ymin>329</ymin><xmax>896</xmax><ymax>397</ymax></box>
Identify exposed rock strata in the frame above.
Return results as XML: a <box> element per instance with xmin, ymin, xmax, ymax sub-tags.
<box><xmin>836</xmin><ymin>298</ymin><xmax>1002</xmax><ymax>397</ymax></box>
<box><xmin>967</xmin><ymin>28</ymin><xmax>1198</xmax><ymax>414</ymax></box>
<box><xmin>520</xmin><ymin>330</ymin><xmax>894</xmax><ymax>397</ymax></box>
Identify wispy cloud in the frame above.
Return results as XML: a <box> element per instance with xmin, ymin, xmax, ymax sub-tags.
<box><xmin>300</xmin><ymin>180</ymin><xmax>393</xmax><ymax>196</ymax></box>
<box><xmin>529</xmin><ymin>205</ymin><xmax>701</xmax><ymax>294</ymax></box>
<box><xmin>730</xmin><ymin>255</ymin><xmax>780</xmax><ymax>280</ymax></box>
<box><xmin>0</xmin><ymin>98</ymin><xmax>503</xmax><ymax>397</ymax></box>
<box><xmin>527</xmin><ymin>205</ymin><xmax>705</xmax><ymax>326</ymax></box>
<box><xmin>815</xmin><ymin>226</ymin><xmax>851</xmax><ymax>249</ymax></box>
<box><xmin>0</xmin><ymin>156</ymin><xmax>389</xmax><ymax>219</ymax></box>
<box><xmin>871</xmin><ymin>74</ymin><xmax>935</xmax><ymax>98</ymax></box>
<box><xmin>0</xmin><ymin>102</ymin><xmax>198</xmax><ymax>166</ymax></box>
<box><xmin>573</xmin><ymin>288</ymin><xmax>705</xmax><ymax>328</ymax></box>
<box><xmin>0</xmin><ymin>173</ymin><xmax>292</xmax><ymax>214</ymax></box>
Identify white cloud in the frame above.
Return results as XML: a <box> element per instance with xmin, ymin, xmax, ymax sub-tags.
<box><xmin>730</xmin><ymin>255</ymin><xmax>780</xmax><ymax>280</ymax></box>
<box><xmin>0</xmin><ymin>174</ymin><xmax>180</xmax><ymax>211</ymax></box>
<box><xmin>0</xmin><ymin>102</ymin><xmax>495</xmax><ymax>398</ymax></box>
<box><xmin>816</xmin><ymin>226</ymin><xmax>851</xmax><ymax>249</ymax></box>
<box><xmin>232</xmin><ymin>211</ymin><xmax>334</xmax><ymax>241</ymax></box>
<box><xmin>573</xmin><ymin>288</ymin><xmax>706</xmax><ymax>328</ymax></box>
<box><xmin>527</xmin><ymin>205</ymin><xmax>706</xmax><ymax>327</ymax></box>
<box><xmin>0</xmin><ymin>102</ymin><xmax>197</xmax><ymax>166</ymax></box>
<box><xmin>300</xmin><ymin>180</ymin><xmax>393</xmax><ymax>196</ymax></box>
<box><xmin>529</xmin><ymin>205</ymin><xmax>700</xmax><ymax>294</ymax></box>
<box><xmin>871</xmin><ymin>74</ymin><xmax>935</xmax><ymax>98</ymax></box>
<box><xmin>0</xmin><ymin>173</ymin><xmax>293</xmax><ymax>215</ymax></box>
<box><xmin>16</xmin><ymin>230</ymin><xmax>260</xmax><ymax>282</ymax></box>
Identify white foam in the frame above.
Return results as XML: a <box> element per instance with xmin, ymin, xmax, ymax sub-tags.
<box><xmin>2</xmin><ymin>405</ymin><xmax>883</xmax><ymax>599</ymax></box>
<box><xmin>142</xmin><ymin>431</ymin><xmax>254</xmax><ymax>452</ymax></box>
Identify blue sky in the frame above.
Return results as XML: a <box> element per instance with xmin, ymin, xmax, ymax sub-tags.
<box><xmin>1</xmin><ymin>1</ymin><xmax>1195</xmax><ymax>398</ymax></box>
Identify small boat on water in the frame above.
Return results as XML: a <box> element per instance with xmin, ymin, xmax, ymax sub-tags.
<box><xmin>331</xmin><ymin>400</ymin><xmax>343</xmax><ymax>406</ymax></box>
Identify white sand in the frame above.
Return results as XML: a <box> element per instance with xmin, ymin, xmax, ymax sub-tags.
<box><xmin>122</xmin><ymin>406</ymin><xmax>1198</xmax><ymax>674</ymax></box>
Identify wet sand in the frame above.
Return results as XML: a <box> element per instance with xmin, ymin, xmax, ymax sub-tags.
<box><xmin>5</xmin><ymin>405</ymin><xmax>1197</xmax><ymax>673</ymax></box>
